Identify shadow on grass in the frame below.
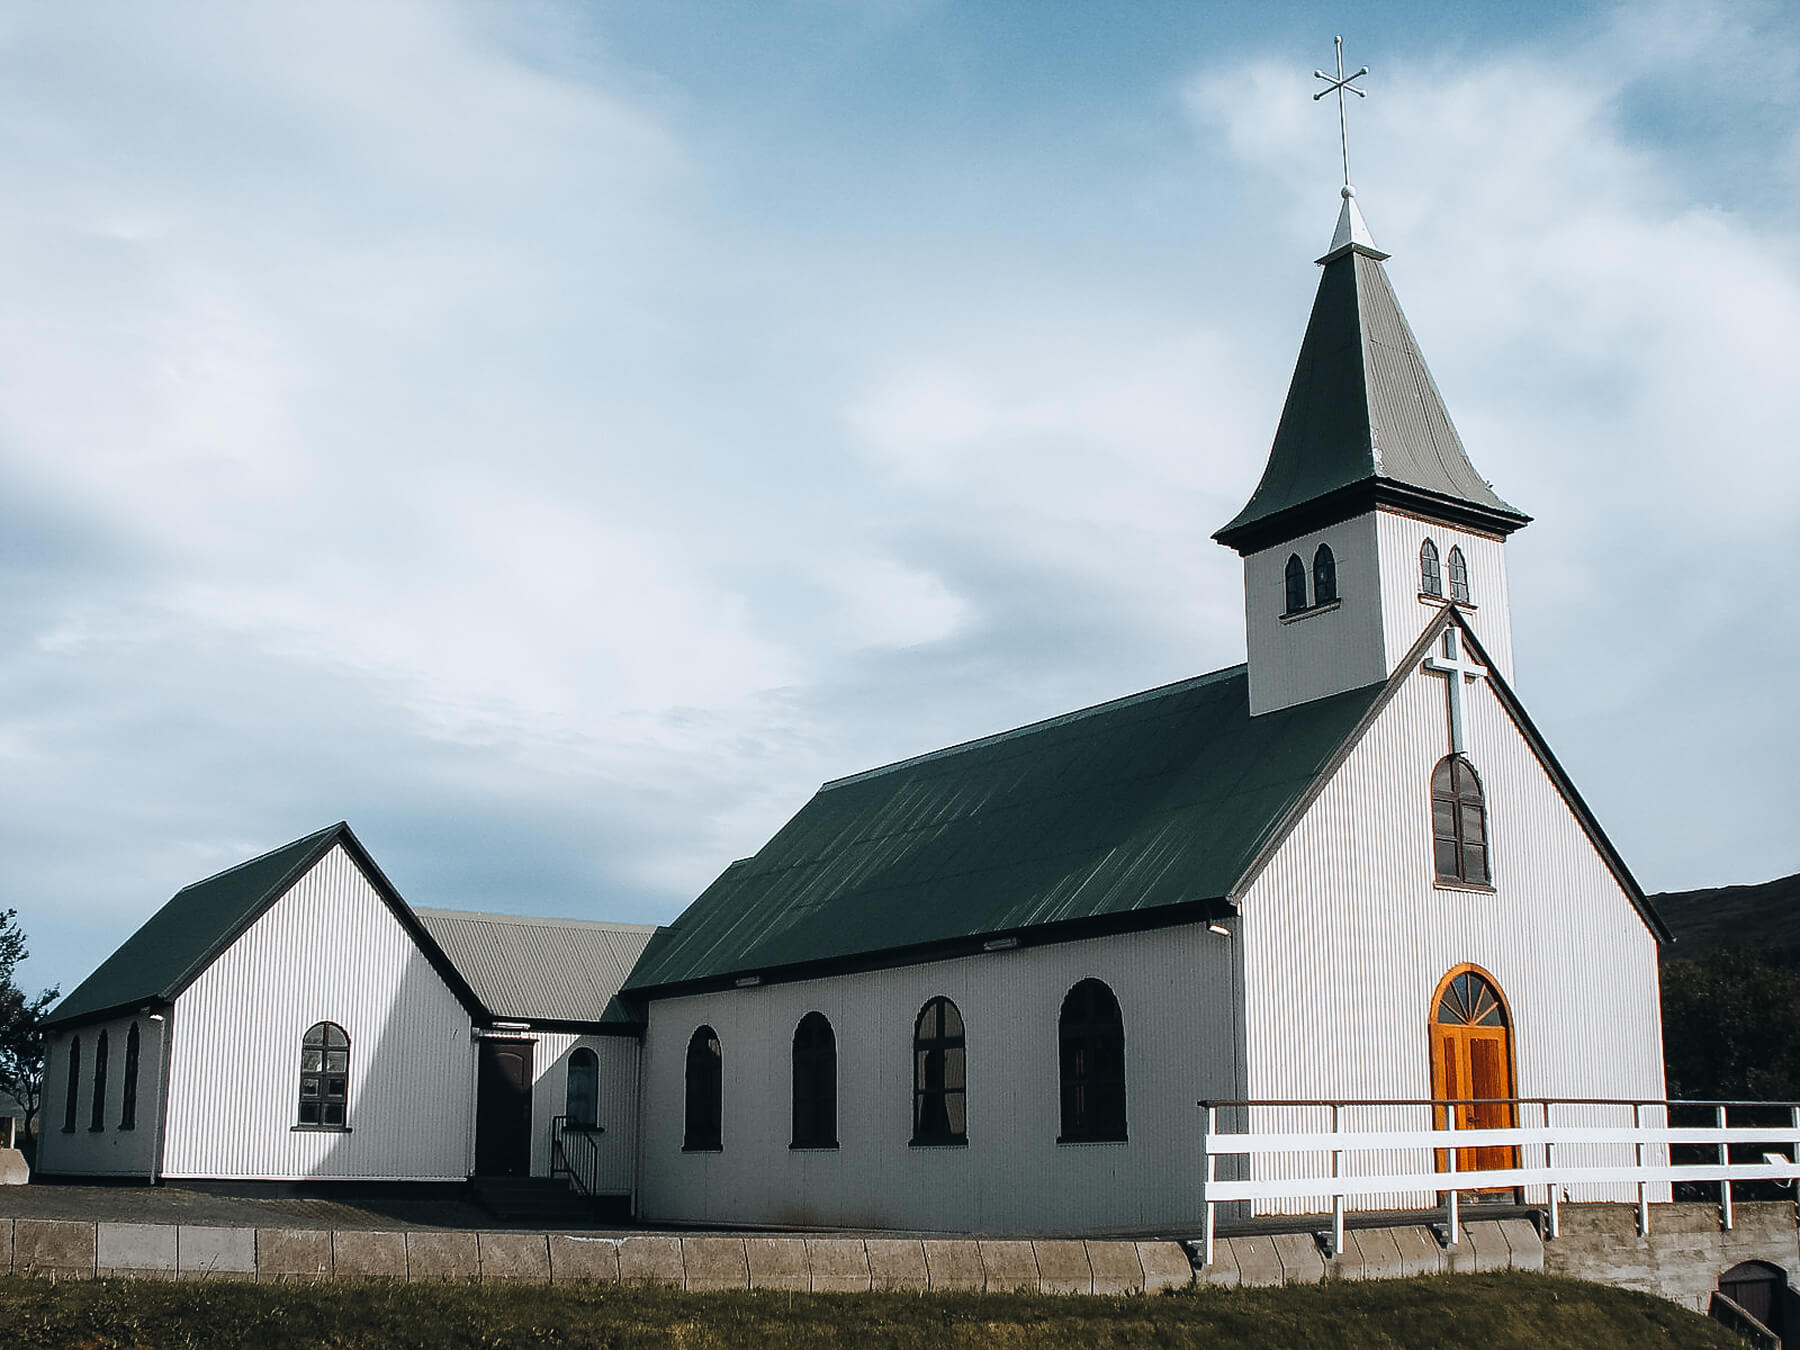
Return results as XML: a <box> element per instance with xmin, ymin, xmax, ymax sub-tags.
<box><xmin>0</xmin><ymin>1271</ymin><xmax>1748</xmax><ymax>1349</ymax></box>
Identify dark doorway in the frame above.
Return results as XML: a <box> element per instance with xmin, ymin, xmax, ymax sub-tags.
<box><xmin>1718</xmin><ymin>1261</ymin><xmax>1789</xmax><ymax>1338</ymax></box>
<box><xmin>476</xmin><ymin>1039</ymin><xmax>534</xmax><ymax>1177</ymax></box>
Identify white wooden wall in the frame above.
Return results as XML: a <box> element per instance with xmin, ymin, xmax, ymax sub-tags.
<box><xmin>637</xmin><ymin>923</ymin><xmax>1241</xmax><ymax>1233</ymax></box>
<box><xmin>36</xmin><ymin>1014</ymin><xmax>168</xmax><ymax>1178</ymax></box>
<box><xmin>523</xmin><ymin>1031</ymin><xmax>637</xmax><ymax>1191</ymax></box>
<box><xmin>160</xmin><ymin>845</ymin><xmax>477</xmax><ymax>1181</ymax></box>
<box><xmin>1238</xmin><ymin>649</ymin><xmax>1666</xmax><ymax>1212</ymax></box>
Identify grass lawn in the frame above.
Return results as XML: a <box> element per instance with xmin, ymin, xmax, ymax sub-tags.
<box><xmin>0</xmin><ymin>1270</ymin><xmax>1747</xmax><ymax>1349</ymax></box>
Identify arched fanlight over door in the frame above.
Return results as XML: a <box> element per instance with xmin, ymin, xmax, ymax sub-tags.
<box><xmin>1430</xmin><ymin>967</ymin><xmax>1516</xmax><ymax>1183</ymax></box>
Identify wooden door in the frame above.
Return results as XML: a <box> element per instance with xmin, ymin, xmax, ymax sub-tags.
<box><xmin>476</xmin><ymin>1039</ymin><xmax>534</xmax><ymax>1177</ymax></box>
<box><xmin>1430</xmin><ymin>969</ymin><xmax>1517</xmax><ymax>1181</ymax></box>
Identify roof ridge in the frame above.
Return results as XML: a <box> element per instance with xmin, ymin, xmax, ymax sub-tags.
<box><xmin>412</xmin><ymin>907</ymin><xmax>658</xmax><ymax>932</ymax></box>
<box><xmin>168</xmin><ymin>822</ymin><xmax>343</xmax><ymax>898</ymax></box>
<box><xmin>821</xmin><ymin>664</ymin><xmax>1247</xmax><ymax>791</ymax></box>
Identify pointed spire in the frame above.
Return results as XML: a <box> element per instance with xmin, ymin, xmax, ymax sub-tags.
<box><xmin>1213</xmin><ymin>193</ymin><xmax>1529</xmax><ymax>555</ymax></box>
<box><xmin>1322</xmin><ymin>184</ymin><xmax>1386</xmax><ymax>261</ymax></box>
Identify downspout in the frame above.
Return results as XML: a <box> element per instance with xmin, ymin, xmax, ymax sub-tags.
<box><xmin>630</xmin><ymin>1026</ymin><xmax>646</xmax><ymax>1220</ymax></box>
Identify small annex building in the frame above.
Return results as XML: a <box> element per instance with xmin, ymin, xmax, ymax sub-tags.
<box><xmin>36</xmin><ymin>823</ymin><xmax>652</xmax><ymax>1199</ymax></box>
<box><xmin>37</xmin><ymin>192</ymin><xmax>1671</xmax><ymax>1235</ymax></box>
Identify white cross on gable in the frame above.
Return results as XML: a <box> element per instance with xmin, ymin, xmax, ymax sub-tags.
<box><xmin>1423</xmin><ymin>626</ymin><xmax>1488</xmax><ymax>754</ymax></box>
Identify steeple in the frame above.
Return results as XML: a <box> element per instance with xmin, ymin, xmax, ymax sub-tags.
<box><xmin>1214</xmin><ymin>190</ymin><xmax>1529</xmax><ymax>557</ymax></box>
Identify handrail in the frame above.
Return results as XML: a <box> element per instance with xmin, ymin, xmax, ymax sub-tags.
<box><xmin>549</xmin><ymin>1114</ymin><xmax>607</xmax><ymax>1205</ymax></box>
<box><xmin>1197</xmin><ymin>1097</ymin><xmax>1800</xmax><ymax>1268</ymax></box>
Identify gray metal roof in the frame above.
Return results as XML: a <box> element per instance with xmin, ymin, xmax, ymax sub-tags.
<box><xmin>1214</xmin><ymin>235</ymin><xmax>1529</xmax><ymax>554</ymax></box>
<box><xmin>412</xmin><ymin>908</ymin><xmax>658</xmax><ymax>1026</ymax></box>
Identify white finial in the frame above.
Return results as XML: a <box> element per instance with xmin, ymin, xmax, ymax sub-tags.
<box><xmin>1313</xmin><ymin>36</ymin><xmax>1368</xmax><ymax>191</ymax></box>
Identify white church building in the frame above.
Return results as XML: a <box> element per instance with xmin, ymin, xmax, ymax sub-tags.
<box><xmin>37</xmin><ymin>192</ymin><xmax>1670</xmax><ymax>1234</ymax></box>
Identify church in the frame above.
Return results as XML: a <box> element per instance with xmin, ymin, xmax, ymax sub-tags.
<box><xmin>35</xmin><ymin>188</ymin><xmax>1670</xmax><ymax>1234</ymax></box>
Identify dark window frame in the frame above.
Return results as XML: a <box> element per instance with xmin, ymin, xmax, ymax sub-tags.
<box><xmin>63</xmin><ymin>1036</ymin><xmax>80</xmax><ymax>1133</ymax></box>
<box><xmin>1420</xmin><ymin>539</ymin><xmax>1443</xmax><ymax>597</ymax></box>
<box><xmin>1283</xmin><ymin>553</ymin><xmax>1307</xmax><ymax>614</ymax></box>
<box><xmin>911</xmin><ymin>997</ymin><xmax>967</xmax><ymax>1146</ymax></box>
<box><xmin>1058</xmin><ymin>979</ymin><xmax>1128</xmax><ymax>1143</ymax></box>
<box><xmin>683</xmin><ymin>1025</ymin><xmax>723</xmax><ymax>1152</ymax></box>
<box><xmin>89</xmin><ymin>1028</ymin><xmax>109</xmax><ymax>1132</ymax></box>
<box><xmin>120</xmin><ymin>1022</ymin><xmax>140</xmax><ymax>1130</ymax></box>
<box><xmin>1447</xmin><ymin>546</ymin><xmax>1470</xmax><ymax>604</ymax></box>
<box><xmin>791</xmin><ymin>1011</ymin><xmax>839</xmax><ymax>1150</ymax></box>
<box><xmin>1312</xmin><ymin>544</ymin><xmax>1338</xmax><ymax>606</ymax></box>
<box><xmin>566</xmin><ymin>1046</ymin><xmax>599</xmax><ymax>1130</ymax></box>
<box><xmin>1432</xmin><ymin>754</ymin><xmax>1492</xmax><ymax>887</ymax></box>
<box><xmin>297</xmin><ymin>1021</ymin><xmax>351</xmax><ymax>1129</ymax></box>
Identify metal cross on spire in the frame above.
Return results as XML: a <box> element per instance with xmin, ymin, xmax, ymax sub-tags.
<box><xmin>1313</xmin><ymin>35</ymin><xmax>1368</xmax><ymax>189</ymax></box>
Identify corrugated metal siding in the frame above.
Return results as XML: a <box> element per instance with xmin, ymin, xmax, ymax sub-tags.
<box><xmin>35</xmin><ymin>1016</ymin><xmax>168</xmax><ymax>1178</ymax></box>
<box><xmin>412</xmin><ymin>911</ymin><xmax>655</xmax><ymax>1025</ymax></box>
<box><xmin>161</xmin><ymin>845</ymin><xmax>475</xmax><ymax>1181</ymax></box>
<box><xmin>1375</xmin><ymin>511</ymin><xmax>1514</xmax><ymax>684</ymax></box>
<box><xmin>1239</xmin><ymin>658</ymin><xmax>1665</xmax><ymax>1213</ymax></box>
<box><xmin>637</xmin><ymin>922</ymin><xmax>1241</xmax><ymax>1233</ymax></box>
<box><xmin>1244</xmin><ymin>512</ymin><xmax>1389</xmax><ymax>716</ymax></box>
<box><xmin>524</xmin><ymin>1032</ymin><xmax>637</xmax><ymax>1190</ymax></box>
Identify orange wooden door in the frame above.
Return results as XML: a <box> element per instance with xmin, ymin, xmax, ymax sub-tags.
<box><xmin>1431</xmin><ymin>970</ymin><xmax>1517</xmax><ymax>1181</ymax></box>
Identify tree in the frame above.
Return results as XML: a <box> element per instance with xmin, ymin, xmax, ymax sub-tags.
<box><xmin>0</xmin><ymin>909</ymin><xmax>59</xmax><ymax>1150</ymax></box>
<box><xmin>1661</xmin><ymin>948</ymin><xmax>1800</xmax><ymax>1102</ymax></box>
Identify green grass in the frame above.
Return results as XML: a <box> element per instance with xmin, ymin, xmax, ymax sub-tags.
<box><xmin>0</xmin><ymin>1271</ymin><xmax>1747</xmax><ymax>1349</ymax></box>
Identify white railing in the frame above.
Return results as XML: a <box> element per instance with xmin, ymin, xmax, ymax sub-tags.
<box><xmin>1198</xmin><ymin>1098</ymin><xmax>1800</xmax><ymax>1268</ymax></box>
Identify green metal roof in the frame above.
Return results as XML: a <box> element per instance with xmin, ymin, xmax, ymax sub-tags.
<box><xmin>1213</xmin><ymin>241</ymin><xmax>1529</xmax><ymax>554</ymax></box>
<box><xmin>623</xmin><ymin>667</ymin><xmax>1385</xmax><ymax>994</ymax></box>
<box><xmin>45</xmin><ymin>822</ymin><xmax>486</xmax><ymax>1029</ymax></box>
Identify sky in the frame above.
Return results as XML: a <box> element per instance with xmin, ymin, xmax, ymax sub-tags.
<box><xmin>2</xmin><ymin>0</ymin><xmax>1796</xmax><ymax>1000</ymax></box>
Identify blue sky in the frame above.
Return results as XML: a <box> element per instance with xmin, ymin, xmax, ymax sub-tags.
<box><xmin>2</xmin><ymin>0</ymin><xmax>1796</xmax><ymax>998</ymax></box>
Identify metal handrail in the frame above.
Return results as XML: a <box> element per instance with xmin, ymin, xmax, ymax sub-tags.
<box><xmin>549</xmin><ymin>1114</ymin><xmax>606</xmax><ymax>1203</ymax></box>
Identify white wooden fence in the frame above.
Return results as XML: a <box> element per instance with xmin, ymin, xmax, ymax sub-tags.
<box><xmin>1198</xmin><ymin>1098</ymin><xmax>1800</xmax><ymax>1268</ymax></box>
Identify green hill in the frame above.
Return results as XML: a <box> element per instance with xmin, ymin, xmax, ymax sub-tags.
<box><xmin>1653</xmin><ymin>871</ymin><xmax>1800</xmax><ymax>960</ymax></box>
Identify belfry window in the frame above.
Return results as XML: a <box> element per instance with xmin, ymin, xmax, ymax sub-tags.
<box><xmin>63</xmin><ymin>1036</ymin><xmax>81</xmax><ymax>1132</ymax></box>
<box><xmin>1059</xmin><ymin>979</ymin><xmax>1127</xmax><ymax>1142</ymax></box>
<box><xmin>683</xmin><ymin>1026</ymin><xmax>723</xmax><ymax>1151</ymax></box>
<box><xmin>1420</xmin><ymin>539</ymin><xmax>1442</xmax><ymax>597</ymax></box>
<box><xmin>1284</xmin><ymin>554</ymin><xmax>1307</xmax><ymax>613</ymax></box>
<box><xmin>566</xmin><ymin>1047</ymin><xmax>598</xmax><ymax>1130</ymax></box>
<box><xmin>297</xmin><ymin>1021</ymin><xmax>350</xmax><ymax>1128</ymax></box>
<box><xmin>1312</xmin><ymin>545</ymin><xmax>1337</xmax><ymax>605</ymax></box>
<box><xmin>1448</xmin><ymin>547</ymin><xmax>1470</xmax><ymax>604</ymax></box>
<box><xmin>791</xmin><ymin>1012</ymin><xmax>838</xmax><ymax>1149</ymax></box>
<box><xmin>912</xmin><ymin>997</ymin><xmax>966</xmax><ymax>1145</ymax></box>
<box><xmin>121</xmin><ymin>1022</ymin><xmax>141</xmax><ymax>1130</ymax></box>
<box><xmin>1432</xmin><ymin>755</ymin><xmax>1490</xmax><ymax>886</ymax></box>
<box><xmin>90</xmin><ymin>1029</ymin><xmax>109</xmax><ymax>1131</ymax></box>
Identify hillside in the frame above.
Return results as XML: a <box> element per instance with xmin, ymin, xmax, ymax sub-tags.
<box><xmin>1653</xmin><ymin>871</ymin><xmax>1800</xmax><ymax>959</ymax></box>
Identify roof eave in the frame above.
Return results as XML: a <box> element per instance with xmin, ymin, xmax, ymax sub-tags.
<box><xmin>1213</xmin><ymin>477</ymin><xmax>1532</xmax><ymax>557</ymax></box>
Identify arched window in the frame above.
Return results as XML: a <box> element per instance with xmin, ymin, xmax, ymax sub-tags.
<box><xmin>912</xmin><ymin>997</ymin><xmax>966</xmax><ymax>1145</ymax></box>
<box><xmin>63</xmin><ymin>1036</ymin><xmax>80</xmax><ymax>1132</ymax></box>
<box><xmin>1059</xmin><ymin>979</ymin><xmax>1126</xmax><ymax>1142</ymax></box>
<box><xmin>1283</xmin><ymin>554</ymin><xmax>1307</xmax><ymax>614</ymax></box>
<box><xmin>1313</xmin><ymin>544</ymin><xmax>1337</xmax><ymax>605</ymax></box>
<box><xmin>1447</xmin><ymin>546</ymin><xmax>1470</xmax><ymax>604</ymax></box>
<box><xmin>297</xmin><ymin>1022</ymin><xmax>350</xmax><ymax>1127</ymax></box>
<box><xmin>1432</xmin><ymin>755</ymin><xmax>1490</xmax><ymax>885</ymax></box>
<box><xmin>683</xmin><ymin>1026</ymin><xmax>722</xmax><ymax>1151</ymax></box>
<box><xmin>791</xmin><ymin>1012</ymin><xmax>838</xmax><ymax>1149</ymax></box>
<box><xmin>90</xmin><ymin>1029</ymin><xmax>109</xmax><ymax>1131</ymax></box>
<box><xmin>1420</xmin><ymin>539</ymin><xmax>1442</xmax><ymax>597</ymax></box>
<box><xmin>566</xmin><ymin>1047</ymin><xmax>598</xmax><ymax>1130</ymax></box>
<box><xmin>120</xmin><ymin>1022</ymin><xmax>141</xmax><ymax>1130</ymax></box>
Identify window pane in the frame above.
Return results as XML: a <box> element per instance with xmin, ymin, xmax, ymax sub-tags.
<box><xmin>326</xmin><ymin>1025</ymin><xmax>348</xmax><ymax>1049</ymax></box>
<box><xmin>300</xmin><ymin>1079</ymin><xmax>320</xmax><ymax>1099</ymax></box>
<box><xmin>323</xmin><ymin>1103</ymin><xmax>345</xmax><ymax>1126</ymax></box>
<box><xmin>325</xmin><ymin>1050</ymin><xmax>348</xmax><ymax>1074</ymax></box>
<box><xmin>1466</xmin><ymin>849</ymin><xmax>1489</xmax><ymax>886</ymax></box>
<box><xmin>299</xmin><ymin>1101</ymin><xmax>320</xmax><ymax>1124</ymax></box>
<box><xmin>941</xmin><ymin>1001</ymin><xmax>963</xmax><ymax>1038</ymax></box>
<box><xmin>303</xmin><ymin>1025</ymin><xmax>324</xmax><ymax>1048</ymax></box>
<box><xmin>1435</xmin><ymin>838</ymin><xmax>1461</xmax><ymax>877</ymax></box>
<box><xmin>945</xmin><ymin>1090</ymin><xmax>966</xmax><ymax>1136</ymax></box>
<box><xmin>1461</xmin><ymin>804</ymin><xmax>1485</xmax><ymax>844</ymax></box>
<box><xmin>302</xmin><ymin>1048</ymin><xmax>323</xmax><ymax>1072</ymax></box>
<box><xmin>943</xmin><ymin>1046</ymin><xmax>966</xmax><ymax>1092</ymax></box>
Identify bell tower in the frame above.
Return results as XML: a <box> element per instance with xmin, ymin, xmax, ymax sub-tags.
<box><xmin>1213</xmin><ymin>189</ymin><xmax>1530</xmax><ymax>716</ymax></box>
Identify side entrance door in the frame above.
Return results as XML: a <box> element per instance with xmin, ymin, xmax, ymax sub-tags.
<box><xmin>475</xmin><ymin>1038</ymin><xmax>534</xmax><ymax>1177</ymax></box>
<box><xmin>1430</xmin><ymin>968</ymin><xmax>1517</xmax><ymax>1183</ymax></box>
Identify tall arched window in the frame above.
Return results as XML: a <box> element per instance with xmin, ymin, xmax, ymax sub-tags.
<box><xmin>1420</xmin><ymin>539</ymin><xmax>1442</xmax><ymax>597</ymax></box>
<box><xmin>90</xmin><ymin>1029</ymin><xmax>109</xmax><ymax>1131</ymax></box>
<box><xmin>63</xmin><ymin>1036</ymin><xmax>81</xmax><ymax>1132</ymax></box>
<box><xmin>1059</xmin><ymin>979</ymin><xmax>1126</xmax><ymax>1142</ymax></box>
<box><xmin>912</xmin><ymin>997</ymin><xmax>966</xmax><ymax>1145</ymax></box>
<box><xmin>1313</xmin><ymin>544</ymin><xmax>1338</xmax><ymax>605</ymax></box>
<box><xmin>297</xmin><ymin>1021</ymin><xmax>350</xmax><ymax>1127</ymax></box>
<box><xmin>1432</xmin><ymin>755</ymin><xmax>1490</xmax><ymax>885</ymax></box>
<box><xmin>791</xmin><ymin>1012</ymin><xmax>838</xmax><ymax>1149</ymax></box>
<box><xmin>120</xmin><ymin>1022</ymin><xmax>141</xmax><ymax>1130</ymax></box>
<box><xmin>1283</xmin><ymin>554</ymin><xmax>1307</xmax><ymax>614</ymax></box>
<box><xmin>566</xmin><ymin>1047</ymin><xmax>598</xmax><ymax>1130</ymax></box>
<box><xmin>683</xmin><ymin>1026</ymin><xmax>723</xmax><ymax>1151</ymax></box>
<box><xmin>1447</xmin><ymin>546</ymin><xmax>1470</xmax><ymax>604</ymax></box>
